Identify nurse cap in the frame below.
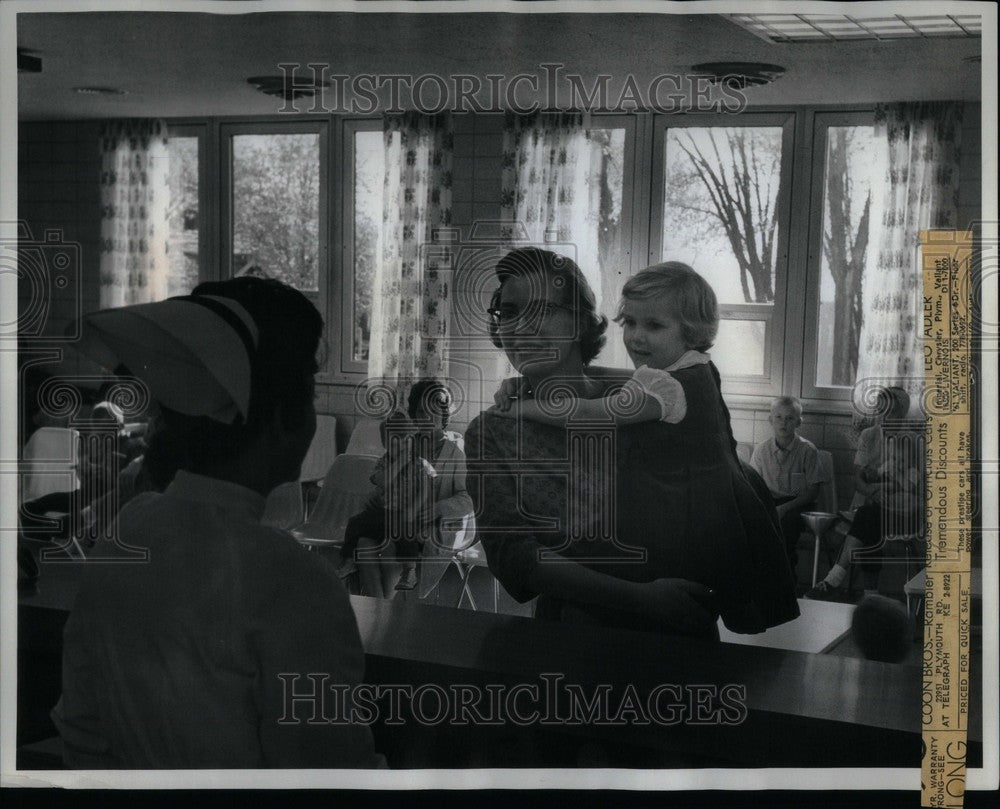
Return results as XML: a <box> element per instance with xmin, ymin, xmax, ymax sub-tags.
<box><xmin>78</xmin><ymin>295</ymin><xmax>259</xmax><ymax>425</ymax></box>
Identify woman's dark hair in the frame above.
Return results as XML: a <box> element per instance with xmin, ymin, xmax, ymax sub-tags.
<box><xmin>487</xmin><ymin>248</ymin><xmax>607</xmax><ymax>365</ymax></box>
<box><xmin>407</xmin><ymin>379</ymin><xmax>451</xmax><ymax>430</ymax></box>
<box><xmin>143</xmin><ymin>277</ymin><xmax>323</xmax><ymax>487</ymax></box>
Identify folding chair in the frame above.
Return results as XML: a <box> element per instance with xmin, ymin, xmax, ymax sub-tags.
<box><xmin>299</xmin><ymin>415</ymin><xmax>338</xmax><ymax>483</ymax></box>
<box><xmin>344</xmin><ymin>418</ymin><xmax>384</xmax><ymax>457</ymax></box>
<box><xmin>419</xmin><ymin>513</ymin><xmax>500</xmax><ymax>612</ymax></box>
<box><xmin>262</xmin><ymin>482</ymin><xmax>305</xmax><ymax>530</ymax></box>
<box><xmin>21</xmin><ymin>427</ymin><xmax>79</xmax><ymax>504</ymax></box>
<box><xmin>799</xmin><ymin>450</ymin><xmax>841</xmax><ymax>587</ymax></box>
<box><xmin>294</xmin><ymin>454</ymin><xmax>378</xmax><ymax>552</ymax></box>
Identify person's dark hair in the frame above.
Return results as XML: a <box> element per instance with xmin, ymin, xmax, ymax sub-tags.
<box><xmin>487</xmin><ymin>247</ymin><xmax>607</xmax><ymax>365</ymax></box>
<box><xmin>407</xmin><ymin>379</ymin><xmax>451</xmax><ymax>430</ymax></box>
<box><xmin>851</xmin><ymin>594</ymin><xmax>913</xmax><ymax>663</ymax></box>
<box><xmin>143</xmin><ymin>277</ymin><xmax>322</xmax><ymax>487</ymax></box>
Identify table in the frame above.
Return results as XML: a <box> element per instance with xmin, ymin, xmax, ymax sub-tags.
<box><xmin>903</xmin><ymin>566</ymin><xmax>983</xmax><ymax>616</ymax></box>
<box><xmin>718</xmin><ymin>598</ymin><xmax>854</xmax><ymax>654</ymax></box>
<box><xmin>18</xmin><ymin>560</ymin><xmax>970</xmax><ymax>767</ymax></box>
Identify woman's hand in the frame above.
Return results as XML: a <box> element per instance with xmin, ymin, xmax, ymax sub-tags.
<box><xmin>491</xmin><ymin>401</ymin><xmax>521</xmax><ymax>419</ymax></box>
<box><xmin>630</xmin><ymin>578</ymin><xmax>717</xmax><ymax>635</ymax></box>
<box><xmin>493</xmin><ymin>377</ymin><xmax>526</xmax><ymax>412</ymax></box>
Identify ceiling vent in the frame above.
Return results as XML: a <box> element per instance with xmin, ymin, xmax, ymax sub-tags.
<box><xmin>247</xmin><ymin>75</ymin><xmax>329</xmax><ymax>100</ymax></box>
<box><xmin>73</xmin><ymin>87</ymin><xmax>128</xmax><ymax>96</ymax></box>
<box><xmin>690</xmin><ymin>62</ymin><xmax>786</xmax><ymax>88</ymax></box>
<box><xmin>18</xmin><ymin>49</ymin><xmax>41</xmax><ymax>73</ymax></box>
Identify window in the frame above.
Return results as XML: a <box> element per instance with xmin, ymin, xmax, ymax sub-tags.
<box><xmin>351</xmin><ymin>127</ymin><xmax>383</xmax><ymax>364</ymax></box>
<box><xmin>227</xmin><ymin>129</ymin><xmax>323</xmax><ymax>290</ymax></box>
<box><xmin>587</xmin><ymin>125</ymin><xmax>630</xmax><ymax>370</ymax></box>
<box><xmin>166</xmin><ymin>125</ymin><xmax>204</xmax><ymax>297</ymax></box>
<box><xmin>220</xmin><ymin>121</ymin><xmax>329</xmax><ymax>367</ymax></box>
<box><xmin>650</xmin><ymin>114</ymin><xmax>794</xmax><ymax>395</ymax></box>
<box><xmin>804</xmin><ymin>112</ymin><xmax>879</xmax><ymax>400</ymax></box>
<box><xmin>163</xmin><ymin>109</ymin><xmax>912</xmax><ymax>409</ymax></box>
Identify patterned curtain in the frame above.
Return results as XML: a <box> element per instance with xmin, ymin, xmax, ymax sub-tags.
<box><xmin>368</xmin><ymin>113</ymin><xmax>453</xmax><ymax>393</ymax></box>
<box><xmin>500</xmin><ymin>112</ymin><xmax>605</xmax><ymax>312</ymax></box>
<box><xmin>98</xmin><ymin>120</ymin><xmax>170</xmax><ymax>308</ymax></box>
<box><xmin>855</xmin><ymin>102</ymin><xmax>963</xmax><ymax>401</ymax></box>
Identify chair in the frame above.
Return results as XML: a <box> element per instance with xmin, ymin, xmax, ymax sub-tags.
<box><xmin>799</xmin><ymin>450</ymin><xmax>840</xmax><ymax>587</ymax></box>
<box><xmin>299</xmin><ymin>415</ymin><xmax>338</xmax><ymax>483</ymax></box>
<box><xmin>344</xmin><ymin>418</ymin><xmax>384</xmax><ymax>457</ymax></box>
<box><xmin>293</xmin><ymin>454</ymin><xmax>378</xmax><ymax>551</ymax></box>
<box><xmin>20</xmin><ymin>427</ymin><xmax>79</xmax><ymax>504</ymax></box>
<box><xmin>417</xmin><ymin>513</ymin><xmax>501</xmax><ymax>612</ymax></box>
<box><xmin>262</xmin><ymin>482</ymin><xmax>305</xmax><ymax>530</ymax></box>
<box><xmin>735</xmin><ymin>442</ymin><xmax>753</xmax><ymax>465</ymax></box>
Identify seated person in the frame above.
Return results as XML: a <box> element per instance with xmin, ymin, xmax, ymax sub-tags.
<box><xmin>20</xmin><ymin>401</ymin><xmax>126</xmax><ymax>552</ymax></box>
<box><xmin>342</xmin><ymin>379</ymin><xmax>473</xmax><ymax>597</ymax></box>
<box><xmin>807</xmin><ymin>386</ymin><xmax>923</xmax><ymax>600</ymax></box>
<box><xmin>339</xmin><ymin>411</ymin><xmax>434</xmax><ymax>593</ymax></box>
<box><xmin>52</xmin><ymin>277</ymin><xmax>383</xmax><ymax>768</ymax></box>
<box><xmin>749</xmin><ymin>396</ymin><xmax>827</xmax><ymax>571</ymax></box>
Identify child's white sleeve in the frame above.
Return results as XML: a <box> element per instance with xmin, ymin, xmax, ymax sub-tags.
<box><xmin>623</xmin><ymin>366</ymin><xmax>687</xmax><ymax>424</ymax></box>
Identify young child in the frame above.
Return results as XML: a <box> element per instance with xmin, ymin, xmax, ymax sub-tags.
<box><xmin>340</xmin><ymin>411</ymin><xmax>436</xmax><ymax>590</ymax></box>
<box><xmin>493</xmin><ymin>261</ymin><xmax>798</xmax><ymax>633</ymax></box>
<box><xmin>750</xmin><ymin>396</ymin><xmax>827</xmax><ymax>570</ymax></box>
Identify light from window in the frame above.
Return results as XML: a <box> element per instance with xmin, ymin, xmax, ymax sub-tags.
<box><xmin>816</xmin><ymin>125</ymin><xmax>878</xmax><ymax>388</ymax></box>
<box><xmin>166</xmin><ymin>136</ymin><xmax>199</xmax><ymax>298</ymax></box>
<box><xmin>589</xmin><ymin>128</ymin><xmax>629</xmax><ymax>369</ymax></box>
<box><xmin>661</xmin><ymin>126</ymin><xmax>784</xmax><ymax>378</ymax></box>
<box><xmin>712</xmin><ymin>319</ymin><xmax>767</xmax><ymax>378</ymax></box>
<box><xmin>353</xmin><ymin>130</ymin><xmax>383</xmax><ymax>363</ymax></box>
<box><xmin>231</xmin><ymin>133</ymin><xmax>320</xmax><ymax>292</ymax></box>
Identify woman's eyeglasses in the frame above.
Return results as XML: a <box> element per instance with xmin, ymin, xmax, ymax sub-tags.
<box><xmin>486</xmin><ymin>301</ymin><xmax>574</xmax><ymax>329</ymax></box>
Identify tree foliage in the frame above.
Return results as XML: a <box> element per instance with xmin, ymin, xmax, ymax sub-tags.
<box><xmin>232</xmin><ymin>134</ymin><xmax>320</xmax><ymax>291</ymax></box>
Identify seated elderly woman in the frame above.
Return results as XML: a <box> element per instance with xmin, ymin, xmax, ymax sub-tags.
<box><xmin>52</xmin><ymin>277</ymin><xmax>383</xmax><ymax>768</ymax></box>
<box><xmin>465</xmin><ymin>248</ymin><xmax>796</xmax><ymax>637</ymax></box>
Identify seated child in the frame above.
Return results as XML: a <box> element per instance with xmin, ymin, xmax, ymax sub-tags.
<box><xmin>493</xmin><ymin>261</ymin><xmax>798</xmax><ymax>634</ymax></box>
<box><xmin>807</xmin><ymin>407</ymin><xmax>924</xmax><ymax>600</ymax></box>
<box><xmin>340</xmin><ymin>411</ymin><xmax>436</xmax><ymax>591</ymax></box>
<box><xmin>749</xmin><ymin>396</ymin><xmax>827</xmax><ymax>570</ymax></box>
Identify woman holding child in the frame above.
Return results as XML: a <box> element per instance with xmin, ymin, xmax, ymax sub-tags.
<box><xmin>465</xmin><ymin>248</ymin><xmax>797</xmax><ymax>637</ymax></box>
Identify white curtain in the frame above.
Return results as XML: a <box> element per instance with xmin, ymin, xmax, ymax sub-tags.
<box><xmin>855</xmin><ymin>102</ymin><xmax>963</xmax><ymax>404</ymax></box>
<box><xmin>368</xmin><ymin>113</ymin><xmax>453</xmax><ymax>398</ymax></box>
<box><xmin>98</xmin><ymin>120</ymin><xmax>170</xmax><ymax>308</ymax></box>
<box><xmin>500</xmin><ymin>112</ymin><xmax>607</xmax><ymax>312</ymax></box>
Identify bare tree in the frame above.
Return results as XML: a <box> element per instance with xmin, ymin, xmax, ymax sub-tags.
<box><xmin>665</xmin><ymin>128</ymin><xmax>781</xmax><ymax>303</ymax></box>
<box><xmin>822</xmin><ymin>128</ymin><xmax>871</xmax><ymax>386</ymax></box>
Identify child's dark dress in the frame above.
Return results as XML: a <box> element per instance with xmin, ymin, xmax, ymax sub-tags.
<box><xmin>467</xmin><ymin>360</ymin><xmax>799</xmax><ymax>636</ymax></box>
<box><xmin>609</xmin><ymin>361</ymin><xmax>799</xmax><ymax>633</ymax></box>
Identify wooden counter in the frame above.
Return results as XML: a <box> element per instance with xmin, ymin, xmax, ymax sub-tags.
<box><xmin>18</xmin><ymin>559</ymin><xmax>979</xmax><ymax>768</ymax></box>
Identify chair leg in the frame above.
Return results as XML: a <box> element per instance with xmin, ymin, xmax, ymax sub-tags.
<box><xmin>812</xmin><ymin>535</ymin><xmax>821</xmax><ymax>587</ymax></box>
<box><xmin>455</xmin><ymin>562</ymin><xmax>478</xmax><ymax>611</ymax></box>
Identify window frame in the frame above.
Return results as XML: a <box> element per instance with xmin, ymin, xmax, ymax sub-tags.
<box><xmin>165</xmin><ymin>123</ymin><xmax>211</xmax><ymax>290</ymax></box>
<box><xmin>219</xmin><ymin>118</ymin><xmax>331</xmax><ymax>369</ymax></box>
<box><xmin>801</xmin><ymin>109</ymin><xmax>878</xmax><ymax>404</ymax></box>
<box><xmin>647</xmin><ymin>111</ymin><xmax>797</xmax><ymax>399</ymax></box>
<box><xmin>338</xmin><ymin>117</ymin><xmax>383</xmax><ymax>379</ymax></box>
<box><xmin>156</xmin><ymin>107</ymin><xmax>887</xmax><ymax>413</ymax></box>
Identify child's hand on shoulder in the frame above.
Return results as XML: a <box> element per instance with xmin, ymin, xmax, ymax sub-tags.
<box><xmin>492</xmin><ymin>400</ymin><xmax>522</xmax><ymax>419</ymax></box>
<box><xmin>492</xmin><ymin>377</ymin><xmax>529</xmax><ymax>412</ymax></box>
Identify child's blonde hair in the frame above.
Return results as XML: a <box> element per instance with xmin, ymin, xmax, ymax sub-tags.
<box><xmin>615</xmin><ymin>262</ymin><xmax>719</xmax><ymax>351</ymax></box>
